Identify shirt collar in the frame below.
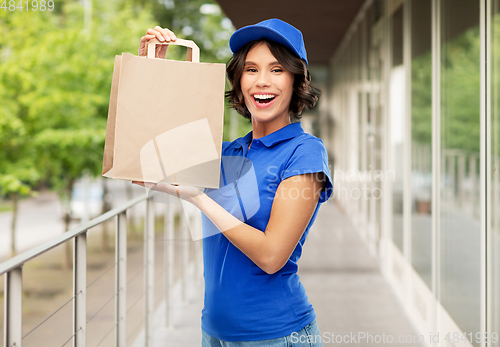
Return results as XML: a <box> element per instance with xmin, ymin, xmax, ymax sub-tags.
<box><xmin>235</xmin><ymin>122</ymin><xmax>304</xmax><ymax>149</ymax></box>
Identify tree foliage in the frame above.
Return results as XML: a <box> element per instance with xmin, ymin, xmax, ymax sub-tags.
<box><xmin>0</xmin><ymin>0</ymin><xmax>239</xmax><ymax>198</ymax></box>
<box><xmin>0</xmin><ymin>0</ymin><xmax>244</xmax><ymax>217</ymax></box>
<box><xmin>0</xmin><ymin>1</ymin><xmax>154</xmax><ymax>203</ymax></box>
<box><xmin>441</xmin><ymin>26</ymin><xmax>481</xmax><ymax>154</ymax></box>
<box><xmin>411</xmin><ymin>25</ymin><xmax>481</xmax><ymax>154</ymax></box>
<box><xmin>130</xmin><ymin>0</ymin><xmax>233</xmax><ymax>62</ymax></box>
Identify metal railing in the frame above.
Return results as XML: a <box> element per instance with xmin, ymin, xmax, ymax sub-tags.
<box><xmin>1</xmin><ymin>192</ymin><xmax>202</xmax><ymax>347</ymax></box>
<box><xmin>411</xmin><ymin>143</ymin><xmax>481</xmax><ymax>218</ymax></box>
<box><xmin>441</xmin><ymin>149</ymin><xmax>480</xmax><ymax>218</ymax></box>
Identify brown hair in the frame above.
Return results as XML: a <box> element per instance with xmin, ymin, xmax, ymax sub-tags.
<box><xmin>225</xmin><ymin>39</ymin><xmax>321</xmax><ymax>121</ymax></box>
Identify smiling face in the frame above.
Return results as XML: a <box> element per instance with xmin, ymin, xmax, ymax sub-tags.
<box><xmin>240</xmin><ymin>42</ymin><xmax>294</xmax><ymax>127</ymax></box>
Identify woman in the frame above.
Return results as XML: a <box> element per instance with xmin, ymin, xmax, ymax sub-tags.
<box><xmin>135</xmin><ymin>18</ymin><xmax>333</xmax><ymax>346</ymax></box>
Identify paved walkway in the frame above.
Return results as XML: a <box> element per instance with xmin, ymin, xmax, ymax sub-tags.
<box><xmin>148</xmin><ymin>199</ymin><xmax>423</xmax><ymax>347</ymax></box>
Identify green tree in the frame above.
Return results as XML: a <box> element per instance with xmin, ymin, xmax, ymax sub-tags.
<box><xmin>130</xmin><ymin>0</ymin><xmax>233</xmax><ymax>63</ymax></box>
<box><xmin>411</xmin><ymin>51</ymin><xmax>432</xmax><ymax>146</ymax></box>
<box><xmin>0</xmin><ymin>0</ymin><xmax>246</xmax><ymax>264</ymax></box>
<box><xmin>411</xmin><ymin>25</ymin><xmax>481</xmax><ymax>154</ymax></box>
<box><xmin>0</xmin><ymin>9</ymin><xmax>48</xmax><ymax>257</ymax></box>
<box><xmin>441</xmin><ymin>26</ymin><xmax>481</xmax><ymax>153</ymax></box>
<box><xmin>0</xmin><ymin>0</ymin><xmax>154</xmax><ymax>264</ymax></box>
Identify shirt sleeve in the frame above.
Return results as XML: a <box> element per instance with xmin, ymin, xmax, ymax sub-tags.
<box><xmin>280</xmin><ymin>138</ymin><xmax>333</xmax><ymax>203</ymax></box>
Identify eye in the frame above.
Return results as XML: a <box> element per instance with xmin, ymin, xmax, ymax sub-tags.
<box><xmin>245</xmin><ymin>67</ymin><xmax>257</xmax><ymax>73</ymax></box>
<box><xmin>272</xmin><ymin>68</ymin><xmax>283</xmax><ymax>73</ymax></box>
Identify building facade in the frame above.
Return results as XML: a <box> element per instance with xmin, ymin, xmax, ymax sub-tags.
<box><xmin>217</xmin><ymin>0</ymin><xmax>499</xmax><ymax>346</ymax></box>
<box><xmin>325</xmin><ymin>1</ymin><xmax>499</xmax><ymax>346</ymax></box>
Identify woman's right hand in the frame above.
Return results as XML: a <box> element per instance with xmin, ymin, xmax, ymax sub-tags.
<box><xmin>138</xmin><ymin>26</ymin><xmax>177</xmax><ymax>59</ymax></box>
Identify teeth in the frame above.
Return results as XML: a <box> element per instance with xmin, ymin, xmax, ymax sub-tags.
<box><xmin>254</xmin><ymin>94</ymin><xmax>275</xmax><ymax>100</ymax></box>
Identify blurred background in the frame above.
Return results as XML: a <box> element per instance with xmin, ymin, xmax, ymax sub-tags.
<box><xmin>1</xmin><ymin>0</ymin><xmax>500</xmax><ymax>346</ymax></box>
<box><xmin>0</xmin><ymin>1</ymin><xmax>248</xmax><ymax>345</ymax></box>
<box><xmin>0</xmin><ymin>0</ymin><xmax>252</xmax><ymax>261</ymax></box>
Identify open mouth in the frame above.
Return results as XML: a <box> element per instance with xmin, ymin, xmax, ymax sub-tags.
<box><xmin>253</xmin><ymin>94</ymin><xmax>276</xmax><ymax>104</ymax></box>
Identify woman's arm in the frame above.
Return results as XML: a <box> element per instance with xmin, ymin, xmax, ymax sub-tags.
<box><xmin>136</xmin><ymin>172</ymin><xmax>324</xmax><ymax>274</ymax></box>
<box><xmin>134</xmin><ymin>26</ymin><xmax>326</xmax><ymax>274</ymax></box>
<box><xmin>196</xmin><ymin>173</ymin><xmax>324</xmax><ymax>274</ymax></box>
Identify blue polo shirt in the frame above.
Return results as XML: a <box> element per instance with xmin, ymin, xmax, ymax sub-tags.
<box><xmin>201</xmin><ymin>121</ymin><xmax>333</xmax><ymax>341</ymax></box>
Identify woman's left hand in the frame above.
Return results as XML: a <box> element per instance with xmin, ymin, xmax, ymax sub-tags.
<box><xmin>132</xmin><ymin>181</ymin><xmax>205</xmax><ymax>203</ymax></box>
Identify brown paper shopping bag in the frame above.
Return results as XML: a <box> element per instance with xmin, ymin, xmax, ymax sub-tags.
<box><xmin>102</xmin><ymin>38</ymin><xmax>225</xmax><ymax>188</ymax></box>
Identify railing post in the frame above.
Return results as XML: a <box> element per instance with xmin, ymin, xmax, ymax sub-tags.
<box><xmin>194</xmin><ymin>213</ymin><xmax>202</xmax><ymax>285</ymax></box>
<box><xmin>493</xmin><ymin>157</ymin><xmax>499</xmax><ymax>232</ymax></box>
<box><xmin>469</xmin><ymin>155</ymin><xmax>478</xmax><ymax>216</ymax></box>
<box><xmin>164</xmin><ymin>195</ymin><xmax>174</xmax><ymax>328</ymax></box>
<box><xmin>116</xmin><ymin>212</ymin><xmax>127</xmax><ymax>347</ymax></box>
<box><xmin>448</xmin><ymin>154</ymin><xmax>456</xmax><ymax>201</ymax></box>
<box><xmin>444</xmin><ymin>154</ymin><xmax>449</xmax><ymax>201</ymax></box>
<box><xmin>144</xmin><ymin>198</ymin><xmax>155</xmax><ymax>346</ymax></box>
<box><xmin>180</xmin><ymin>204</ymin><xmax>189</xmax><ymax>303</ymax></box>
<box><xmin>193</xmin><ymin>214</ymin><xmax>199</xmax><ymax>284</ymax></box>
<box><xmin>73</xmin><ymin>233</ymin><xmax>87</xmax><ymax>347</ymax></box>
<box><xmin>4</xmin><ymin>267</ymin><xmax>22</xmax><ymax>347</ymax></box>
<box><xmin>426</xmin><ymin>145</ymin><xmax>431</xmax><ymax>173</ymax></box>
<box><xmin>188</xmin><ymin>214</ymin><xmax>195</xmax><ymax>285</ymax></box>
<box><xmin>198</xmin><ymin>215</ymin><xmax>203</xmax><ymax>280</ymax></box>
<box><xmin>457</xmin><ymin>154</ymin><xmax>466</xmax><ymax>209</ymax></box>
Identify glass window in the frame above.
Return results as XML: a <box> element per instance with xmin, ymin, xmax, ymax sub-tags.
<box><xmin>366</xmin><ymin>5</ymin><xmax>374</xmax><ymax>82</ymax></box>
<box><xmin>410</xmin><ymin>0</ymin><xmax>432</xmax><ymax>289</ymax></box>
<box><xmin>366</xmin><ymin>1</ymin><xmax>383</xmax><ymax>253</ymax></box>
<box><xmin>440</xmin><ymin>0</ymin><xmax>481</xmax><ymax>342</ymax></box>
<box><xmin>390</xmin><ymin>5</ymin><xmax>405</xmax><ymax>252</ymax></box>
<box><xmin>491</xmin><ymin>0</ymin><xmax>500</xmax><ymax>345</ymax></box>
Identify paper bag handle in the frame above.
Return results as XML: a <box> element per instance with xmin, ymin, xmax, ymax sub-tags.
<box><xmin>147</xmin><ymin>38</ymin><xmax>200</xmax><ymax>63</ymax></box>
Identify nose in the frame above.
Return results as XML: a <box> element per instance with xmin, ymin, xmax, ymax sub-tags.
<box><xmin>255</xmin><ymin>70</ymin><xmax>271</xmax><ymax>88</ymax></box>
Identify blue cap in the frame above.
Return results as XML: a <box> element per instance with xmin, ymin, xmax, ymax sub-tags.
<box><xmin>229</xmin><ymin>18</ymin><xmax>308</xmax><ymax>66</ymax></box>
